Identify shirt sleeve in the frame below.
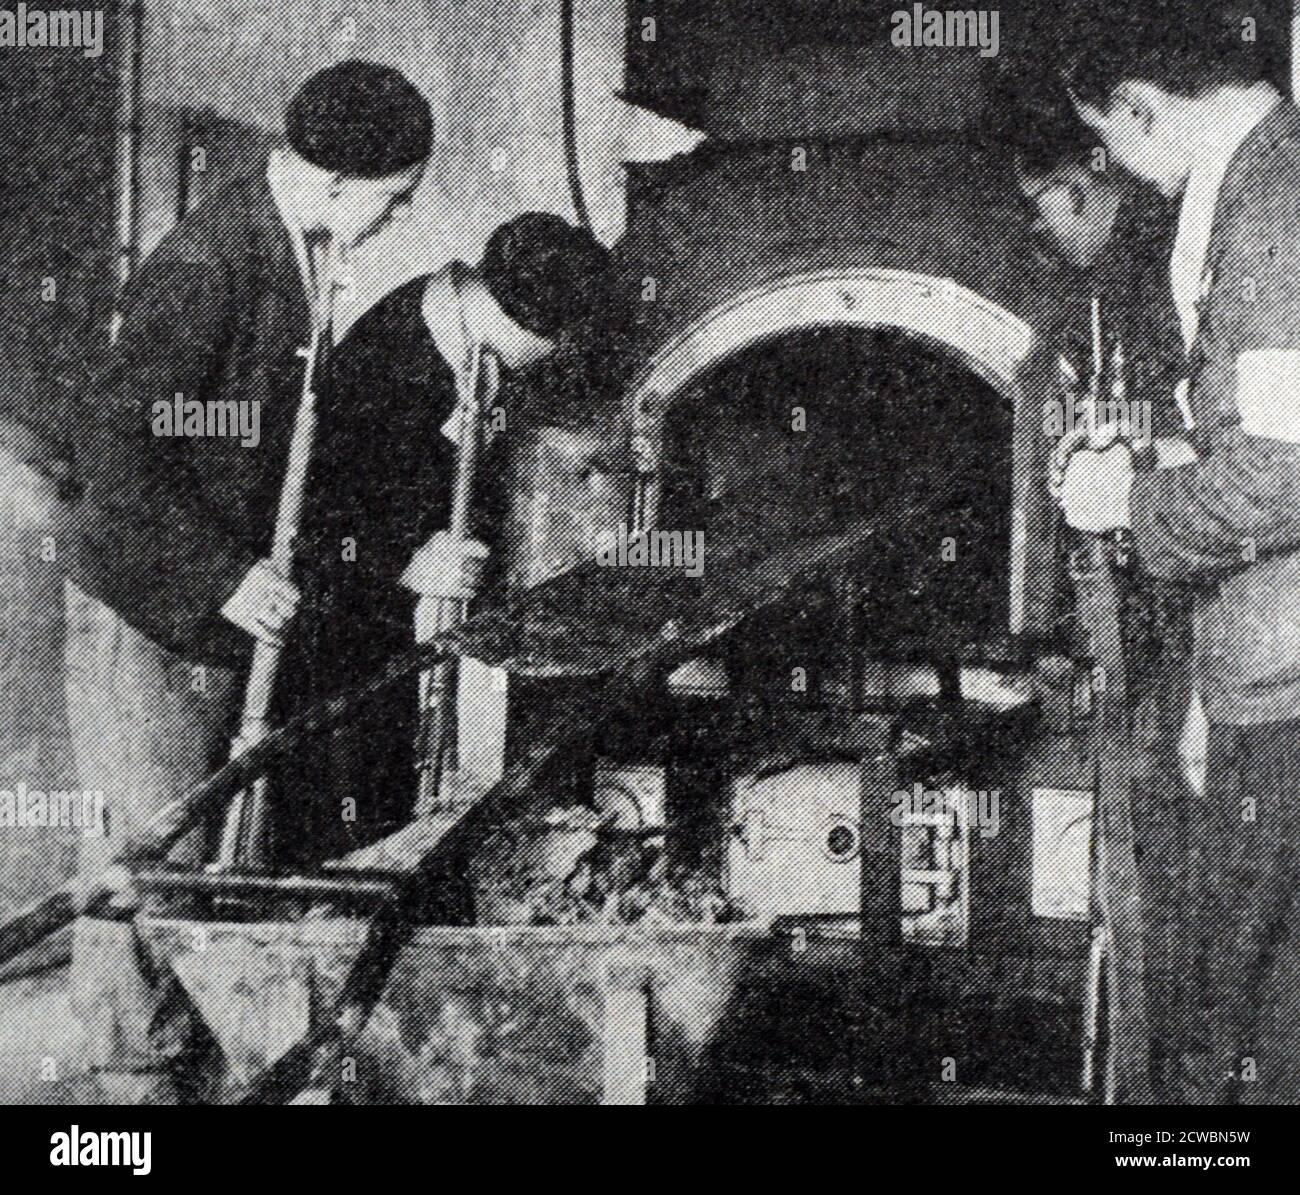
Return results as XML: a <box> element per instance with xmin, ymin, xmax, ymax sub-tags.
<box><xmin>70</xmin><ymin>251</ymin><xmax>259</xmax><ymax>659</ymax></box>
<box><xmin>1130</xmin><ymin>160</ymin><xmax>1300</xmax><ymax>582</ymax></box>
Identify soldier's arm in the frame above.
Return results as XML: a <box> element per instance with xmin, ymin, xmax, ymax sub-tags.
<box><xmin>1129</xmin><ymin>170</ymin><xmax>1300</xmax><ymax>581</ymax></box>
<box><xmin>72</xmin><ymin>250</ymin><xmax>260</xmax><ymax>654</ymax></box>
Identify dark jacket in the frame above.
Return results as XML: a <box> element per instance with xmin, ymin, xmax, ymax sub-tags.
<box><xmin>287</xmin><ymin>273</ymin><xmax>459</xmax><ymax>700</ymax></box>
<box><xmin>1103</xmin><ymin>192</ymin><xmax>1185</xmax><ymax>439</ymax></box>
<box><xmin>69</xmin><ymin>173</ymin><xmax>316</xmax><ymax>665</ymax></box>
<box><xmin>1130</xmin><ymin>101</ymin><xmax>1300</xmax><ymax>723</ymax></box>
<box><xmin>272</xmin><ymin>274</ymin><xmax>461</xmax><ymax>865</ymax></box>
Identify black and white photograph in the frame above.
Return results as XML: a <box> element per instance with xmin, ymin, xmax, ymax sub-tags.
<box><xmin>0</xmin><ymin>0</ymin><xmax>1296</xmax><ymax>1167</ymax></box>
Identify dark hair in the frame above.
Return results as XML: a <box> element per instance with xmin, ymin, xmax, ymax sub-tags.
<box><xmin>285</xmin><ymin>61</ymin><xmax>432</xmax><ymax>178</ymax></box>
<box><xmin>983</xmin><ymin>71</ymin><xmax>1106</xmax><ymax>181</ymax></box>
<box><xmin>1013</xmin><ymin>112</ymin><xmax>1106</xmax><ymax>181</ymax></box>
<box><xmin>1059</xmin><ymin>1</ymin><xmax>1268</xmax><ymax>108</ymax></box>
<box><xmin>479</xmin><ymin>213</ymin><xmax>614</xmax><ymax>340</ymax></box>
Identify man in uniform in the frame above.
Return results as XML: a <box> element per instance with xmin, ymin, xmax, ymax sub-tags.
<box><xmin>279</xmin><ymin>212</ymin><xmax>614</xmax><ymax>867</ymax></box>
<box><xmin>66</xmin><ymin>60</ymin><xmax>432</xmax><ymax>1102</ymax></box>
<box><xmin>1055</xmin><ymin>7</ymin><xmax>1300</xmax><ymax>1103</ymax></box>
<box><xmin>1012</xmin><ymin>109</ymin><xmax>1195</xmax><ymax>1096</ymax></box>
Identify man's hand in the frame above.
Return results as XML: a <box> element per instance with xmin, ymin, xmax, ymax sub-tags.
<box><xmin>401</xmin><ymin>531</ymin><xmax>489</xmax><ymax>602</ymax></box>
<box><xmin>1049</xmin><ymin>419</ymin><xmax>1128</xmax><ymax>500</ymax></box>
<box><xmin>220</xmin><ymin>559</ymin><xmax>301</xmax><ymax>646</ymax></box>
<box><xmin>1058</xmin><ymin>442</ymin><xmax>1135</xmax><ymax>533</ymax></box>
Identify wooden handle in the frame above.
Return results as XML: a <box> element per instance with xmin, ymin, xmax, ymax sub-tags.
<box><xmin>239</xmin><ymin>639</ymin><xmax>283</xmax><ymax>734</ymax></box>
<box><xmin>0</xmin><ymin>889</ymin><xmax>79</xmax><ymax>969</ymax></box>
<box><xmin>218</xmin><ymin>324</ymin><xmax>324</xmax><ymax>868</ymax></box>
<box><xmin>268</xmin><ymin>387</ymin><xmax>318</xmax><ymax>571</ymax></box>
<box><xmin>413</xmin><ymin>347</ymin><xmax>499</xmax><ymax>810</ymax></box>
<box><xmin>0</xmin><ymin>639</ymin><xmax>456</xmax><ymax>969</ymax></box>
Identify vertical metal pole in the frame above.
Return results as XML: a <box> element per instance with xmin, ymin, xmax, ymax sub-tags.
<box><xmin>859</xmin><ymin>750</ymin><xmax>901</xmax><ymax>952</ymax></box>
<box><xmin>109</xmin><ymin>0</ymin><xmax>143</xmax><ymax>344</ymax></box>
<box><xmin>413</xmin><ymin>348</ymin><xmax>499</xmax><ymax>814</ymax></box>
<box><xmin>1081</xmin><ymin>924</ymin><xmax>1106</xmax><ymax>1094</ymax></box>
<box><xmin>1291</xmin><ymin>1</ymin><xmax>1300</xmax><ymax>104</ymax></box>
<box><xmin>561</xmin><ymin>0</ymin><xmax>594</xmax><ymax>231</ymax></box>
<box><xmin>602</xmin><ymin>974</ymin><xmax>649</xmax><ymax>1105</ymax></box>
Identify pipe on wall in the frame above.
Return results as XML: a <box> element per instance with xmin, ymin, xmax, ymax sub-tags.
<box><xmin>110</xmin><ymin>0</ymin><xmax>144</xmax><ymax>343</ymax></box>
<box><xmin>561</xmin><ymin>0</ymin><xmax>594</xmax><ymax>231</ymax></box>
<box><xmin>1292</xmin><ymin>0</ymin><xmax>1299</xmax><ymax>102</ymax></box>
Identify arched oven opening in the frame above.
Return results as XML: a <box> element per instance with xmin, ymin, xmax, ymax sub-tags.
<box><xmin>654</xmin><ymin>322</ymin><xmax>1015</xmax><ymax>678</ymax></box>
<box><xmin>507</xmin><ymin>135</ymin><xmax>1073</xmax><ymax>653</ymax></box>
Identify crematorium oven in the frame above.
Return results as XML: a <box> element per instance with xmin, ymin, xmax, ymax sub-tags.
<box><xmin>362</xmin><ymin>138</ymin><xmax>1111</xmax><ymax>1102</ymax></box>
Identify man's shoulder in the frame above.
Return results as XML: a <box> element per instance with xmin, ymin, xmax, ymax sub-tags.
<box><xmin>140</xmin><ymin>174</ymin><xmax>274</xmax><ymax>275</ymax></box>
<box><xmin>1195</xmin><ymin>108</ymin><xmax>1300</xmax><ymax>421</ymax></box>
<box><xmin>1207</xmin><ymin>107</ymin><xmax>1300</xmax><ymax>336</ymax></box>
<box><xmin>1220</xmin><ymin>105</ymin><xmax>1300</xmax><ymax>242</ymax></box>
<box><xmin>343</xmin><ymin>275</ymin><xmax>428</xmax><ymax>335</ymax></box>
<box><xmin>336</xmin><ymin>275</ymin><xmax>439</xmax><ymax>357</ymax></box>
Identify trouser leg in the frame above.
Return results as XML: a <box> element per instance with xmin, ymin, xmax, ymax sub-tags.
<box><xmin>1131</xmin><ymin>723</ymin><xmax>1189</xmax><ymax>1091</ymax></box>
<box><xmin>0</xmin><ymin>446</ymin><xmax>77</xmax><ymax>912</ymax></box>
<box><xmin>1128</xmin><ymin>628</ymin><xmax>1195</xmax><ymax>1096</ymax></box>
<box><xmin>1231</xmin><ymin>720</ymin><xmax>1300</xmax><ymax>1104</ymax></box>
<box><xmin>1195</xmin><ymin>718</ymin><xmax>1300</xmax><ymax>1104</ymax></box>
<box><xmin>64</xmin><ymin>582</ymin><xmax>238</xmax><ymax>1097</ymax></box>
